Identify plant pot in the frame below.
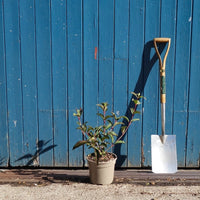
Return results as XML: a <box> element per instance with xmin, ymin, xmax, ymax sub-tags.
<box><xmin>86</xmin><ymin>153</ymin><xmax>117</xmax><ymax>185</ymax></box>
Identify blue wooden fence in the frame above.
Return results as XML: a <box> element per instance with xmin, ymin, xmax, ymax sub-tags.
<box><xmin>0</xmin><ymin>0</ymin><xmax>199</xmax><ymax>168</ymax></box>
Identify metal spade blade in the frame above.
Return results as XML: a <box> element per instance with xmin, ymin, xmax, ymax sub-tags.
<box><xmin>151</xmin><ymin>135</ymin><xmax>177</xmax><ymax>173</ymax></box>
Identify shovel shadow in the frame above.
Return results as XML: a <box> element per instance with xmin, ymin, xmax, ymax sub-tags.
<box><xmin>114</xmin><ymin>40</ymin><xmax>166</xmax><ymax>167</ymax></box>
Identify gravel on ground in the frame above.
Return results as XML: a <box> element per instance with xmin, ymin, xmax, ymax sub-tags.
<box><xmin>0</xmin><ymin>183</ymin><xmax>200</xmax><ymax>200</ymax></box>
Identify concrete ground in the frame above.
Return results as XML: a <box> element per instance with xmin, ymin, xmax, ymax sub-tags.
<box><xmin>0</xmin><ymin>169</ymin><xmax>199</xmax><ymax>199</ymax></box>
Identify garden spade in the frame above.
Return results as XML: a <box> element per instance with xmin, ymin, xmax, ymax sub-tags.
<box><xmin>151</xmin><ymin>38</ymin><xmax>177</xmax><ymax>173</ymax></box>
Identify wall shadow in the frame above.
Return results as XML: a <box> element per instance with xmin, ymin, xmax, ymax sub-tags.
<box><xmin>15</xmin><ymin>139</ymin><xmax>57</xmax><ymax>166</ymax></box>
<box><xmin>114</xmin><ymin>40</ymin><xmax>166</xmax><ymax>167</ymax></box>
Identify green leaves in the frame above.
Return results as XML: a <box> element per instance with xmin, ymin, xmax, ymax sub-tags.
<box><xmin>115</xmin><ymin>140</ymin><xmax>125</xmax><ymax>144</ymax></box>
<box><xmin>133</xmin><ymin>99</ymin><xmax>141</xmax><ymax>105</ymax></box>
<box><xmin>122</xmin><ymin>115</ymin><xmax>129</xmax><ymax>122</ymax></box>
<box><xmin>97</xmin><ymin>102</ymin><xmax>108</xmax><ymax>112</ymax></box>
<box><xmin>77</xmin><ymin>123</ymin><xmax>87</xmax><ymax>133</ymax></box>
<box><xmin>72</xmin><ymin>92</ymin><xmax>145</xmax><ymax>163</ymax></box>
<box><xmin>131</xmin><ymin>92</ymin><xmax>146</xmax><ymax>100</ymax></box>
<box><xmin>73</xmin><ymin>140</ymin><xmax>88</xmax><ymax>150</ymax></box>
<box><xmin>121</xmin><ymin>126</ymin><xmax>127</xmax><ymax>134</ymax></box>
<box><xmin>131</xmin><ymin>118</ymin><xmax>139</xmax><ymax>123</ymax></box>
<box><xmin>73</xmin><ymin>108</ymin><xmax>83</xmax><ymax>117</ymax></box>
<box><xmin>96</xmin><ymin>113</ymin><xmax>104</xmax><ymax>120</ymax></box>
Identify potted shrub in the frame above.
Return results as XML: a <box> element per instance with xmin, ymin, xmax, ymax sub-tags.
<box><xmin>73</xmin><ymin>92</ymin><xmax>144</xmax><ymax>185</ymax></box>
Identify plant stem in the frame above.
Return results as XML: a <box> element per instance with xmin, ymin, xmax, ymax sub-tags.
<box><xmin>105</xmin><ymin>98</ymin><xmax>139</xmax><ymax>152</ymax></box>
<box><xmin>116</xmin><ymin>103</ymin><xmax>138</xmax><ymax>143</ymax></box>
<box><xmin>103</xmin><ymin>109</ymin><xmax>106</xmax><ymax>134</ymax></box>
<box><xmin>78</xmin><ymin>116</ymin><xmax>88</xmax><ymax>140</ymax></box>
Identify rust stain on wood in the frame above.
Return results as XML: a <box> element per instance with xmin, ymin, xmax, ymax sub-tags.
<box><xmin>94</xmin><ymin>47</ymin><xmax>98</xmax><ymax>59</ymax></box>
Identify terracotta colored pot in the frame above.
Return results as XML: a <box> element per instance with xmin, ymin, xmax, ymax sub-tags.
<box><xmin>87</xmin><ymin>153</ymin><xmax>117</xmax><ymax>185</ymax></box>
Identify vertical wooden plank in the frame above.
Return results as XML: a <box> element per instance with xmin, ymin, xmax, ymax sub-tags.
<box><xmin>173</xmin><ymin>0</ymin><xmax>192</xmax><ymax>167</ymax></box>
<box><xmin>142</xmin><ymin>0</ymin><xmax>160</xmax><ymax>167</ymax></box>
<box><xmin>98</xmin><ymin>0</ymin><xmax>114</xmax><ymax>166</ymax></box>
<box><xmin>0</xmin><ymin>0</ymin><xmax>9</xmax><ymax>166</ymax></box>
<box><xmin>160</xmin><ymin>0</ymin><xmax>177</xmax><ymax>136</ymax></box>
<box><xmin>19</xmin><ymin>0</ymin><xmax>38</xmax><ymax>166</ymax></box>
<box><xmin>127</xmin><ymin>0</ymin><xmax>145</xmax><ymax>167</ymax></box>
<box><xmin>4</xmin><ymin>0</ymin><xmax>24</xmax><ymax>166</ymax></box>
<box><xmin>51</xmin><ymin>0</ymin><xmax>68</xmax><ymax>167</ymax></box>
<box><xmin>113</xmin><ymin>0</ymin><xmax>129</xmax><ymax>167</ymax></box>
<box><xmin>83</xmin><ymin>0</ymin><xmax>98</xmax><ymax>159</ymax></box>
<box><xmin>68</xmin><ymin>0</ymin><xmax>83</xmax><ymax>167</ymax></box>
<box><xmin>98</xmin><ymin>0</ymin><xmax>114</xmax><ymax>104</ymax></box>
<box><xmin>186</xmin><ymin>0</ymin><xmax>200</xmax><ymax>167</ymax></box>
<box><xmin>35</xmin><ymin>0</ymin><xmax>53</xmax><ymax>166</ymax></box>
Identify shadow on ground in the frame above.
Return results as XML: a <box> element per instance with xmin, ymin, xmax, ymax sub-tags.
<box><xmin>2</xmin><ymin>169</ymin><xmax>200</xmax><ymax>187</ymax></box>
<box><xmin>11</xmin><ymin>169</ymin><xmax>90</xmax><ymax>186</ymax></box>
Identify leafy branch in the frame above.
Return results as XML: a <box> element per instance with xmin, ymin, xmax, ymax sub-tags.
<box><xmin>73</xmin><ymin>92</ymin><xmax>145</xmax><ymax>163</ymax></box>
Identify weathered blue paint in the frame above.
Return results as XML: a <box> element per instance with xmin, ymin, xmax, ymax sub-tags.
<box><xmin>160</xmin><ymin>0</ymin><xmax>176</xmax><ymax>138</ymax></box>
<box><xmin>4</xmin><ymin>0</ymin><xmax>24</xmax><ymax>166</ymax></box>
<box><xmin>0</xmin><ymin>0</ymin><xmax>199</xmax><ymax>168</ymax></box>
<box><xmin>51</xmin><ymin>0</ymin><xmax>68</xmax><ymax>167</ymax></box>
<box><xmin>186</xmin><ymin>0</ymin><xmax>200</xmax><ymax>167</ymax></box>
<box><xmin>67</xmin><ymin>0</ymin><xmax>83</xmax><ymax>167</ymax></box>
<box><xmin>0</xmin><ymin>1</ymin><xmax>8</xmax><ymax>166</ymax></box>
<box><xmin>142</xmin><ymin>0</ymin><xmax>160</xmax><ymax>167</ymax></box>
<box><xmin>98</xmin><ymin>0</ymin><xmax>114</xmax><ymax>104</ymax></box>
<box><xmin>128</xmin><ymin>0</ymin><xmax>145</xmax><ymax>167</ymax></box>
<box><xmin>173</xmin><ymin>0</ymin><xmax>193</xmax><ymax>167</ymax></box>
<box><xmin>83</xmin><ymin>0</ymin><xmax>98</xmax><ymax>160</ymax></box>
<box><xmin>19</xmin><ymin>0</ymin><xmax>38</xmax><ymax>166</ymax></box>
<box><xmin>35</xmin><ymin>0</ymin><xmax>53</xmax><ymax>166</ymax></box>
<box><xmin>113</xmin><ymin>0</ymin><xmax>129</xmax><ymax>167</ymax></box>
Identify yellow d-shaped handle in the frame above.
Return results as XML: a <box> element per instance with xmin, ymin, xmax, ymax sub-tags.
<box><xmin>154</xmin><ymin>38</ymin><xmax>171</xmax><ymax>103</ymax></box>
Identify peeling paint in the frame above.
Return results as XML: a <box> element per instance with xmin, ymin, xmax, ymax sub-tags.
<box><xmin>13</xmin><ymin>120</ymin><xmax>17</xmax><ymax>127</ymax></box>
